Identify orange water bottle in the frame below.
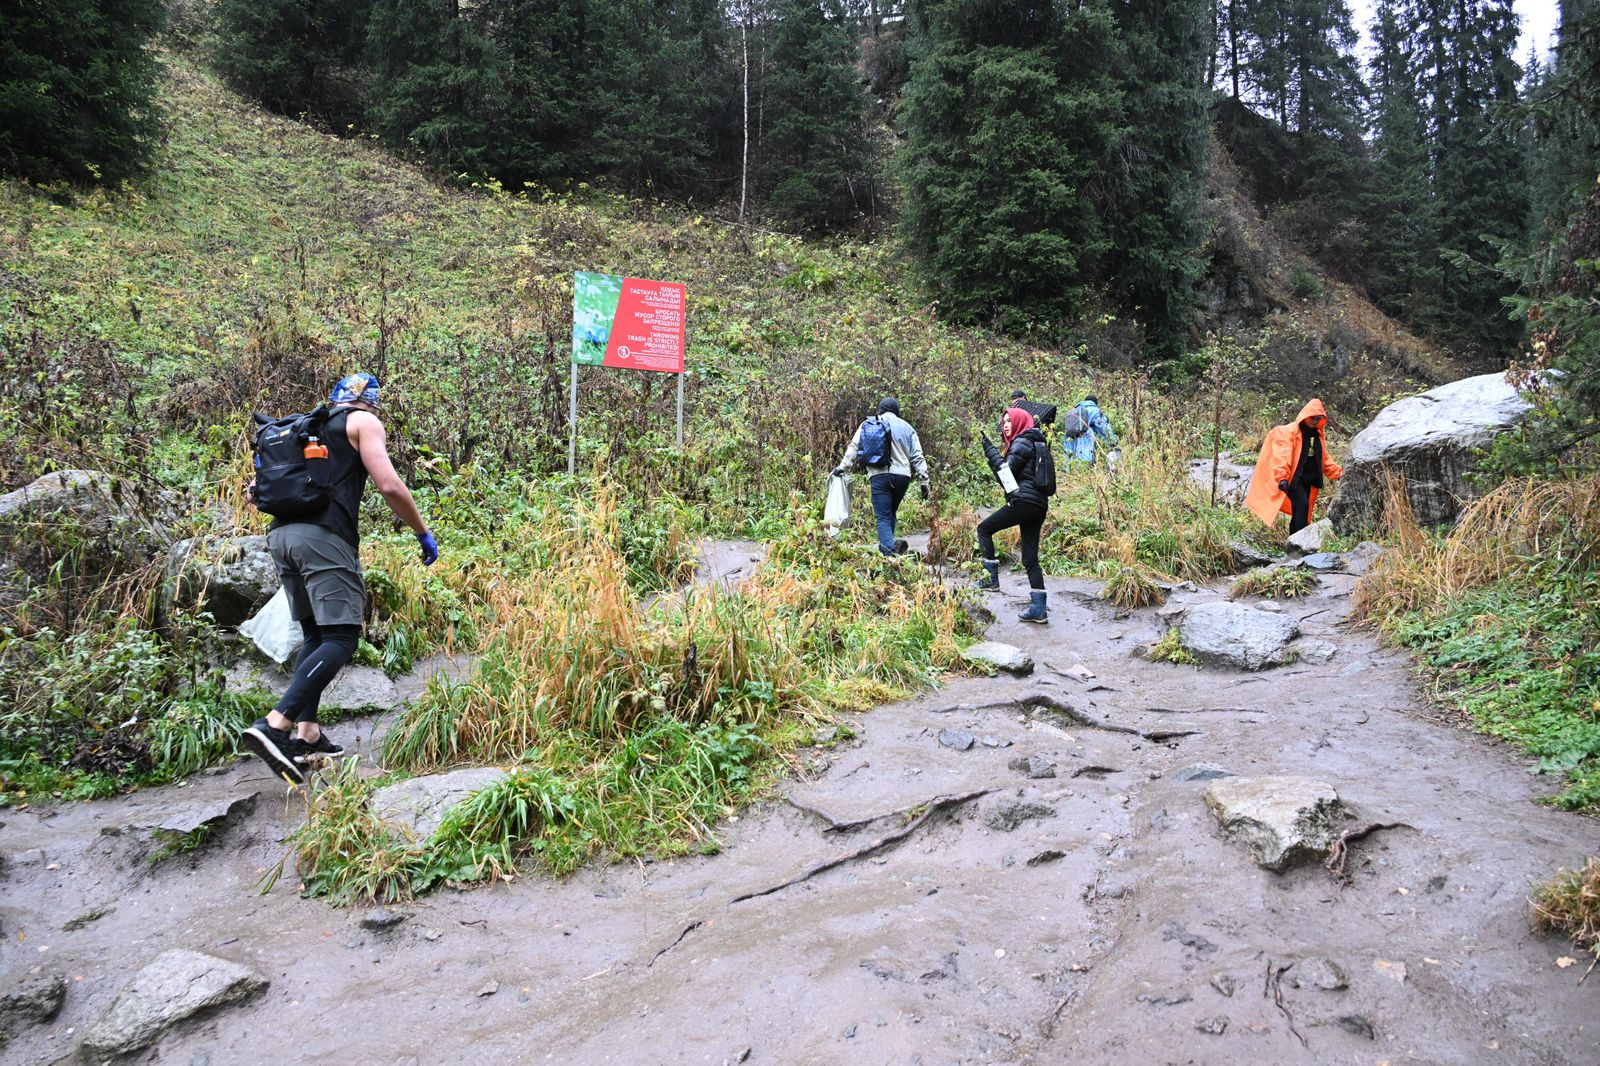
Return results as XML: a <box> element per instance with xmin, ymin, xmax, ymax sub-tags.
<box><xmin>303</xmin><ymin>437</ymin><xmax>329</xmax><ymax>460</ymax></box>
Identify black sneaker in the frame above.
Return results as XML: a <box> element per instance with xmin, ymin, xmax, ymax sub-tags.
<box><xmin>291</xmin><ymin>731</ymin><xmax>345</xmax><ymax>764</ymax></box>
<box><xmin>239</xmin><ymin>719</ymin><xmax>305</xmax><ymax>785</ymax></box>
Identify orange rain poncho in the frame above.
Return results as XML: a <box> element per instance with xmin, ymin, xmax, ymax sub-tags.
<box><xmin>1245</xmin><ymin>398</ymin><xmax>1343</xmax><ymax>526</ymax></box>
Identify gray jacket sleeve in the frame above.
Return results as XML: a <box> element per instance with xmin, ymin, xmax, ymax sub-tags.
<box><xmin>908</xmin><ymin>428</ymin><xmax>930</xmax><ymax>483</ymax></box>
<box><xmin>840</xmin><ymin>422</ymin><xmax>862</xmax><ymax>468</ymax></box>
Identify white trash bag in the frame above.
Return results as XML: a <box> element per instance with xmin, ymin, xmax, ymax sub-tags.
<box><xmin>823</xmin><ymin>473</ymin><xmax>851</xmax><ymax>532</ymax></box>
<box><xmin>239</xmin><ymin>586</ymin><xmax>305</xmax><ymax>664</ymax></box>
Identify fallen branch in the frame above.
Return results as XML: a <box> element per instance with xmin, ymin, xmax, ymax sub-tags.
<box><xmin>730</xmin><ymin>788</ymin><xmax>994</xmax><ymax>904</ymax></box>
<box><xmin>1325</xmin><ymin>822</ymin><xmax>1414</xmax><ymax>885</ymax></box>
<box><xmin>649</xmin><ymin>919</ymin><xmax>705</xmax><ymax>967</ymax></box>
<box><xmin>1265</xmin><ymin>960</ymin><xmax>1308</xmax><ymax>1047</ymax></box>
<box><xmin>1144</xmin><ymin>706</ymin><xmax>1259</xmax><ymax>715</ymax></box>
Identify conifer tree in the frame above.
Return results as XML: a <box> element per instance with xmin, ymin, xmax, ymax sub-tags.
<box><xmin>762</xmin><ymin>0</ymin><xmax>870</xmax><ymax>229</ymax></box>
<box><xmin>210</xmin><ymin>0</ymin><xmax>371</xmax><ymax>124</ymax></box>
<box><xmin>1106</xmin><ymin>0</ymin><xmax>1211</xmax><ymax>357</ymax></box>
<box><xmin>0</xmin><ymin>0</ymin><xmax>165</xmax><ymax>183</ymax></box>
<box><xmin>366</xmin><ymin>0</ymin><xmax>508</xmax><ymax>175</ymax></box>
<box><xmin>899</xmin><ymin>0</ymin><xmax>1123</xmax><ymax>330</ymax></box>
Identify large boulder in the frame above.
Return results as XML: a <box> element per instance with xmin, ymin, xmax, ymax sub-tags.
<box><xmin>1328</xmin><ymin>372</ymin><xmax>1534</xmax><ymax>534</ymax></box>
<box><xmin>1187</xmin><ymin>454</ymin><xmax>1255</xmax><ymax>507</ymax></box>
<box><xmin>0</xmin><ymin>470</ymin><xmax>179</xmax><ymax>592</ymax></box>
<box><xmin>0</xmin><ymin>973</ymin><xmax>65</xmax><ymax>1049</ymax></box>
<box><xmin>1178</xmin><ymin>601</ymin><xmax>1300</xmax><ymax>671</ymax></box>
<box><xmin>161</xmin><ymin>535</ymin><xmax>280</xmax><ymax>628</ymax></box>
<box><xmin>226</xmin><ymin>661</ymin><xmax>401</xmax><ymax>713</ymax></box>
<box><xmin>371</xmin><ymin>767</ymin><xmax>513</xmax><ymax>840</ymax></box>
<box><xmin>82</xmin><ymin>950</ymin><xmax>267</xmax><ymax>1057</ymax></box>
<box><xmin>962</xmin><ymin>641</ymin><xmax>1034</xmax><ymax>677</ymax></box>
<box><xmin>1204</xmin><ymin>776</ymin><xmax>1346</xmax><ymax>872</ymax></box>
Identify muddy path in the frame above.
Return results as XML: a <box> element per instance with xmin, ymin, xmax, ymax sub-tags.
<box><xmin>2</xmin><ymin>566</ymin><xmax>1597</xmax><ymax>1064</ymax></box>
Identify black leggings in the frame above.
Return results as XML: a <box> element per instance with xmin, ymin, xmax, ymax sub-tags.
<box><xmin>1286</xmin><ymin>481</ymin><xmax>1313</xmax><ymax>534</ymax></box>
<box><xmin>275</xmin><ymin>619</ymin><xmax>361</xmax><ymax>724</ymax></box>
<box><xmin>977</xmin><ymin>501</ymin><xmax>1047</xmax><ymax>590</ymax></box>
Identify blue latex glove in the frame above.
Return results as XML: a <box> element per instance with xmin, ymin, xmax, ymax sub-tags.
<box><xmin>417</xmin><ymin>531</ymin><xmax>439</xmax><ymax>566</ymax></box>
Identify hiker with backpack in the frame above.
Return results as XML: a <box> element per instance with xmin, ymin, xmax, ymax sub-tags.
<box><xmin>239</xmin><ymin>373</ymin><xmax>437</xmax><ymax>785</ymax></box>
<box><xmin>1061</xmin><ymin>395</ymin><xmax>1118</xmax><ymax>464</ymax></box>
<box><xmin>833</xmin><ymin>396</ymin><xmax>930</xmax><ymax>556</ymax></box>
<box><xmin>975</xmin><ymin>405</ymin><xmax>1055</xmax><ymax>624</ymax></box>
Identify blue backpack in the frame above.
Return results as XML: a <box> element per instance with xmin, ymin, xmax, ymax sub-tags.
<box><xmin>858</xmin><ymin>416</ymin><xmax>892</xmax><ymax>467</ymax></box>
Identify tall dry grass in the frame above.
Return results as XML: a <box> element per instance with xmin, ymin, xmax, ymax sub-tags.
<box><xmin>1354</xmin><ymin>473</ymin><xmax>1600</xmax><ymax>623</ymax></box>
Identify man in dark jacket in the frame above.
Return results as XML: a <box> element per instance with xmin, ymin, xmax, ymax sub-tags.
<box><xmin>975</xmin><ymin>406</ymin><xmax>1054</xmax><ymax>623</ymax></box>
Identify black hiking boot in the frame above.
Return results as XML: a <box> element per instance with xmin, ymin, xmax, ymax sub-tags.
<box><xmin>291</xmin><ymin>730</ymin><xmax>345</xmax><ymax>765</ymax></box>
<box><xmin>240</xmin><ymin>719</ymin><xmax>306</xmax><ymax>785</ymax></box>
<box><xmin>1019</xmin><ymin>589</ymin><xmax>1049</xmax><ymax>624</ymax></box>
<box><xmin>973</xmin><ymin>559</ymin><xmax>1000</xmax><ymax>591</ymax></box>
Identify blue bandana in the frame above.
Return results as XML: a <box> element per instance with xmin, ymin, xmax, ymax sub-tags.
<box><xmin>329</xmin><ymin>373</ymin><xmax>380</xmax><ymax>409</ymax></box>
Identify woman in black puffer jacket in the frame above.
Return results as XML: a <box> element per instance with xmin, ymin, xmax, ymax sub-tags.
<box><xmin>975</xmin><ymin>406</ymin><xmax>1055</xmax><ymax>624</ymax></box>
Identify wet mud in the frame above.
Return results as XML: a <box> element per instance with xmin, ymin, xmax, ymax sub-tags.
<box><xmin>2</xmin><ymin>569</ymin><xmax>1597</xmax><ymax>1064</ymax></box>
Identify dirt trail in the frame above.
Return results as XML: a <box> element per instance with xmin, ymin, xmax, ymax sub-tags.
<box><xmin>2</xmin><ymin>567</ymin><xmax>1597</xmax><ymax>1064</ymax></box>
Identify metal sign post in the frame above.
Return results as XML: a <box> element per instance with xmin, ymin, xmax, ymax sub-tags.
<box><xmin>568</xmin><ymin>360</ymin><xmax>579</xmax><ymax>476</ymax></box>
<box><xmin>676</xmin><ymin>370</ymin><xmax>685</xmax><ymax>450</ymax></box>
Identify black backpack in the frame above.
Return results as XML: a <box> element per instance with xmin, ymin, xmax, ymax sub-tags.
<box><xmin>251</xmin><ymin>405</ymin><xmax>336</xmax><ymax>519</ymax></box>
<box><xmin>1061</xmin><ymin>407</ymin><xmax>1089</xmax><ymax>438</ymax></box>
<box><xmin>1031</xmin><ymin>440</ymin><xmax>1058</xmax><ymax>497</ymax></box>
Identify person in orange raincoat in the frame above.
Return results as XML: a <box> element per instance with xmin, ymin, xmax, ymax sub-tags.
<box><xmin>1245</xmin><ymin>399</ymin><xmax>1343</xmax><ymax>533</ymax></box>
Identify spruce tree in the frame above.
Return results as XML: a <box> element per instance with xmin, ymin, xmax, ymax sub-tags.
<box><xmin>1106</xmin><ymin>0</ymin><xmax>1211</xmax><ymax>358</ymax></box>
<box><xmin>366</xmin><ymin>0</ymin><xmax>507</xmax><ymax>176</ymax></box>
<box><xmin>1363</xmin><ymin>0</ymin><xmax>1438</xmax><ymax>319</ymax></box>
<box><xmin>0</xmin><ymin>0</ymin><xmax>165</xmax><ymax>183</ymax></box>
<box><xmin>899</xmin><ymin>0</ymin><xmax>1123</xmax><ymax>330</ymax></box>
<box><xmin>210</xmin><ymin>0</ymin><xmax>371</xmax><ymax>124</ymax></box>
<box><xmin>762</xmin><ymin>0</ymin><xmax>869</xmax><ymax>229</ymax></box>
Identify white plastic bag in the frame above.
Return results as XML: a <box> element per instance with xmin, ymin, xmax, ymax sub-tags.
<box><xmin>823</xmin><ymin>473</ymin><xmax>851</xmax><ymax>530</ymax></box>
<box><xmin>239</xmin><ymin>587</ymin><xmax>304</xmax><ymax>664</ymax></box>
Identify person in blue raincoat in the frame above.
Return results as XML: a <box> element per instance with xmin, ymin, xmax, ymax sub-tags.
<box><xmin>1062</xmin><ymin>395</ymin><xmax>1118</xmax><ymax>464</ymax></box>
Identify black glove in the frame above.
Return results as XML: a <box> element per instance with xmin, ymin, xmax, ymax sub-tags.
<box><xmin>1278</xmin><ymin>479</ymin><xmax>1290</xmax><ymax>492</ymax></box>
<box><xmin>919</xmin><ymin>483</ymin><xmax>930</xmax><ymax>500</ymax></box>
<box><xmin>980</xmin><ymin>431</ymin><xmax>994</xmax><ymax>449</ymax></box>
<box><xmin>832</xmin><ymin>467</ymin><xmax>847</xmax><ymax>478</ymax></box>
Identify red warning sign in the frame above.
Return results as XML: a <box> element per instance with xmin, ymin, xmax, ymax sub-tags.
<box><xmin>602</xmin><ymin>277</ymin><xmax>686</xmax><ymax>374</ymax></box>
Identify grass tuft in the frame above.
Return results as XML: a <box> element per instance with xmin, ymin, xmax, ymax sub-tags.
<box><xmin>1531</xmin><ymin>858</ymin><xmax>1600</xmax><ymax>958</ymax></box>
<box><xmin>1147</xmin><ymin>627</ymin><xmax>1198</xmax><ymax>666</ymax></box>
<box><xmin>1230</xmin><ymin>566</ymin><xmax>1318</xmax><ymax>600</ymax></box>
<box><xmin>1102</xmin><ymin>564</ymin><xmax>1167</xmax><ymax>608</ymax></box>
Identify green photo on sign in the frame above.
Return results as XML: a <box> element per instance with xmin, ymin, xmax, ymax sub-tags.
<box><xmin>572</xmin><ymin>271</ymin><xmax>623</xmax><ymax>366</ymax></box>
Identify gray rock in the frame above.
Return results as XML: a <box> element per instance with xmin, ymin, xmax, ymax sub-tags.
<box><xmin>1293</xmin><ymin>639</ymin><xmax>1339</xmax><ymax>664</ymax></box>
<box><xmin>1026</xmin><ymin>849</ymin><xmax>1065</xmax><ymax>866</ymax></box>
<box><xmin>1135</xmin><ymin>988</ymin><xmax>1193</xmax><ymax>1006</ymax></box>
<box><xmin>474</xmin><ymin>980</ymin><xmax>499</xmax><ymax>998</ymax></box>
<box><xmin>83</xmin><ymin>950</ymin><xmax>267</xmax><ymax>1057</ymax></box>
<box><xmin>227</xmin><ymin>662</ymin><xmax>401</xmax><ymax>713</ymax></box>
<box><xmin>1329</xmin><ymin>371</ymin><xmax>1538</xmax><ymax>534</ymax></box>
<box><xmin>1195</xmin><ymin>1015</ymin><xmax>1229</xmax><ymax>1035</ymax></box>
<box><xmin>1228</xmin><ymin>540</ymin><xmax>1278</xmax><ymax>572</ymax></box>
<box><xmin>984</xmin><ymin>799</ymin><xmax>1054</xmax><ymax>832</ymax></box>
<box><xmin>1209</xmin><ymin>973</ymin><xmax>1236</xmax><ymax>998</ymax></box>
<box><xmin>1007</xmin><ymin>755</ymin><xmax>1057</xmax><ymax>779</ymax></box>
<box><xmin>1254</xmin><ymin>599</ymin><xmax>1285</xmax><ymax>613</ymax></box>
<box><xmin>359</xmin><ymin>909</ymin><xmax>408</xmax><ymax>932</ymax></box>
<box><xmin>162</xmin><ymin>536</ymin><xmax>280</xmax><ymax>628</ymax></box>
<box><xmin>1340</xmin><ymin>541</ymin><xmax>1386</xmax><ymax>576</ymax></box>
<box><xmin>1286</xmin><ymin>519</ymin><xmax>1332</xmax><ymax>554</ymax></box>
<box><xmin>961</xmin><ymin>641</ymin><xmax>1034</xmax><ymax>677</ymax></box>
<box><xmin>371</xmin><ymin>767</ymin><xmax>513</xmax><ymax>841</ymax></box>
<box><xmin>1174</xmin><ymin>763</ymin><xmax>1234</xmax><ymax>783</ymax></box>
<box><xmin>1203</xmin><ymin>776</ymin><xmax>1345</xmax><ymax>872</ymax></box>
<box><xmin>1299</xmin><ymin>552</ymin><xmax>1343</xmax><ymax>572</ymax></box>
<box><xmin>0</xmin><ymin>470</ymin><xmax>178</xmax><ymax>591</ymax></box>
<box><xmin>1293</xmin><ymin>956</ymin><xmax>1349</xmax><ymax>991</ymax></box>
<box><xmin>129</xmin><ymin>793</ymin><xmax>257</xmax><ymax>836</ymax></box>
<box><xmin>937</xmin><ymin>728</ymin><xmax>976</xmax><ymax>752</ymax></box>
<box><xmin>1187</xmin><ymin>455</ymin><xmax>1254</xmax><ymax>507</ymax></box>
<box><xmin>1178</xmin><ymin>601</ymin><xmax>1300</xmax><ymax>671</ymax></box>
<box><xmin>0</xmin><ymin>974</ymin><xmax>66</xmax><ymax>1046</ymax></box>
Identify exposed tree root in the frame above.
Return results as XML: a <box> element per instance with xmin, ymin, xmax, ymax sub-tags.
<box><xmin>1265</xmin><ymin>960</ymin><xmax>1308</xmax><ymax>1047</ymax></box>
<box><xmin>730</xmin><ymin>788</ymin><xmax>994</xmax><ymax>904</ymax></box>
<box><xmin>649</xmin><ymin>918</ymin><xmax>705</xmax><ymax>967</ymax></box>
<box><xmin>1325</xmin><ymin>822</ymin><xmax>1414</xmax><ymax>885</ymax></box>
<box><xmin>1018</xmin><ymin>693</ymin><xmax>1199</xmax><ymax>742</ymax></box>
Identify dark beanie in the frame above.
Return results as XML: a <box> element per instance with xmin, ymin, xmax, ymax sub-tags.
<box><xmin>1084</xmin><ymin>394</ymin><xmax>1099</xmax><ymax>405</ymax></box>
<box><xmin>1011</xmin><ymin>389</ymin><xmax>1027</xmax><ymax>401</ymax></box>
<box><xmin>878</xmin><ymin>396</ymin><xmax>900</xmax><ymax>416</ymax></box>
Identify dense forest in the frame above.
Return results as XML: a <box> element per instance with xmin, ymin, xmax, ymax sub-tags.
<box><xmin>4</xmin><ymin>0</ymin><xmax>1598</xmax><ymax>379</ymax></box>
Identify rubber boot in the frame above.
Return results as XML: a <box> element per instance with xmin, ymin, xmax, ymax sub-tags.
<box><xmin>973</xmin><ymin>559</ymin><xmax>1000</xmax><ymax>591</ymax></box>
<box><xmin>1019</xmin><ymin>589</ymin><xmax>1048</xmax><ymax>624</ymax></box>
